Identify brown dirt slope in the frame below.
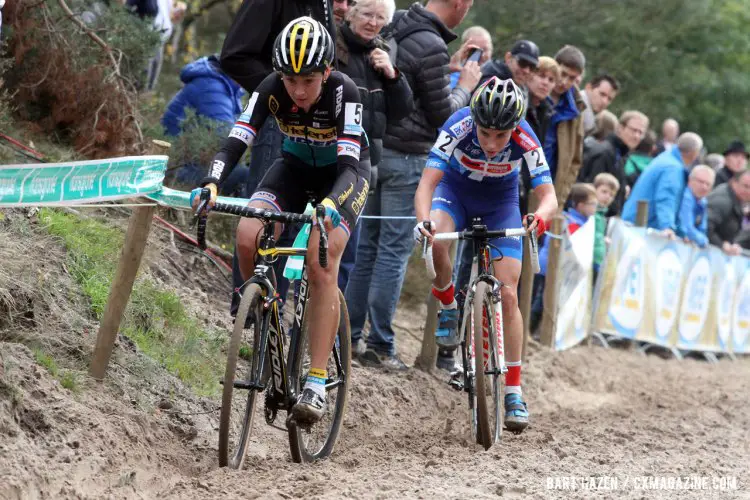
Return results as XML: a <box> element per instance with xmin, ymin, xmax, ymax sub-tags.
<box><xmin>0</xmin><ymin>209</ymin><xmax>749</xmax><ymax>499</ymax></box>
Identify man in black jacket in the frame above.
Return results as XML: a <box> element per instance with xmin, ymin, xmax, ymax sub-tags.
<box><xmin>345</xmin><ymin>0</ymin><xmax>479</xmax><ymax>371</ymax></box>
<box><xmin>707</xmin><ymin>170</ymin><xmax>750</xmax><ymax>255</ymax></box>
<box><xmin>577</xmin><ymin>110</ymin><xmax>649</xmax><ymax>215</ymax></box>
<box><xmin>714</xmin><ymin>140</ymin><xmax>749</xmax><ymax>188</ymax></box>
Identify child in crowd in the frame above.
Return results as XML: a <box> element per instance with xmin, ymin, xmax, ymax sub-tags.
<box><xmin>592</xmin><ymin>173</ymin><xmax>620</xmax><ymax>282</ymax></box>
<box><xmin>530</xmin><ymin>183</ymin><xmax>598</xmax><ymax>334</ymax></box>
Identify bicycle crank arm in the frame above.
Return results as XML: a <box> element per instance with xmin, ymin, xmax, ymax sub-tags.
<box><xmin>219</xmin><ymin>379</ymin><xmax>266</xmax><ymax>391</ymax></box>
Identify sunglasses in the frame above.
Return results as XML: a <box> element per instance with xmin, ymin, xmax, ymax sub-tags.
<box><xmin>516</xmin><ymin>58</ymin><xmax>537</xmax><ymax>70</ymax></box>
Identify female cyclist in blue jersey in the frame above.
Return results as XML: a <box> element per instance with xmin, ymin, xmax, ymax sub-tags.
<box><xmin>413</xmin><ymin>77</ymin><xmax>558</xmax><ymax>432</ymax></box>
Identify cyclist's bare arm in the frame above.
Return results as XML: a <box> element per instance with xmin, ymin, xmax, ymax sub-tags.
<box><xmin>528</xmin><ymin>183</ymin><xmax>557</xmax><ymax>232</ymax></box>
<box><xmin>415</xmin><ymin>168</ymin><xmax>444</xmax><ymax>222</ymax></box>
<box><xmin>521</xmin><ymin>143</ymin><xmax>557</xmax><ymax>232</ymax></box>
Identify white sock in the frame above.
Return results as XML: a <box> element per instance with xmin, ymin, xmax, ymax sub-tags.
<box><xmin>304</xmin><ymin>369</ymin><xmax>327</xmax><ymax>399</ymax></box>
<box><xmin>441</xmin><ymin>298</ymin><xmax>457</xmax><ymax>310</ymax></box>
<box><xmin>505</xmin><ymin>385</ymin><xmax>522</xmax><ymax>396</ymax></box>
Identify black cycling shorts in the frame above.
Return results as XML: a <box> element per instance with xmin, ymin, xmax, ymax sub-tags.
<box><xmin>249</xmin><ymin>154</ymin><xmax>371</xmax><ymax>236</ymax></box>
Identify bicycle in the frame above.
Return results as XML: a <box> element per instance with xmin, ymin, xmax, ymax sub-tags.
<box><xmin>195</xmin><ymin>191</ymin><xmax>351</xmax><ymax>467</ymax></box>
<box><xmin>422</xmin><ymin>216</ymin><xmax>539</xmax><ymax>450</ymax></box>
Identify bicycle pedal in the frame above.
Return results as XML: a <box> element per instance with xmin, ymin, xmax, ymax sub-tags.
<box><xmin>447</xmin><ymin>373</ymin><xmax>464</xmax><ymax>391</ymax></box>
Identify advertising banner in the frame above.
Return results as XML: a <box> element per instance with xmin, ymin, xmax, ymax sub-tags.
<box><xmin>0</xmin><ymin>156</ymin><xmax>167</xmax><ymax>206</ymax></box>
<box><xmin>590</xmin><ymin>218</ymin><xmax>750</xmax><ymax>354</ymax></box>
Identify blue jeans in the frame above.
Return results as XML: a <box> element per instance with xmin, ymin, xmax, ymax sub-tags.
<box><xmin>453</xmin><ymin>240</ymin><xmax>474</xmax><ymax>294</ymax></box>
<box><xmin>345</xmin><ymin>148</ymin><xmax>424</xmax><ymax>355</ymax></box>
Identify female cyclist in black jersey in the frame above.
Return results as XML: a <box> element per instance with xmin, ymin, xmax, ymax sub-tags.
<box><xmin>193</xmin><ymin>16</ymin><xmax>370</xmax><ymax>424</ymax></box>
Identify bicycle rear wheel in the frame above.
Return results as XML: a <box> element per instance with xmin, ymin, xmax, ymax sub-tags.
<box><xmin>472</xmin><ymin>281</ymin><xmax>502</xmax><ymax>450</ymax></box>
<box><xmin>218</xmin><ymin>283</ymin><xmax>264</xmax><ymax>469</ymax></box>
<box><xmin>288</xmin><ymin>290</ymin><xmax>351</xmax><ymax>463</ymax></box>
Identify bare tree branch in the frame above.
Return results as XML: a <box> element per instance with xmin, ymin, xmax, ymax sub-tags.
<box><xmin>55</xmin><ymin>0</ymin><xmax>144</xmax><ymax>148</ymax></box>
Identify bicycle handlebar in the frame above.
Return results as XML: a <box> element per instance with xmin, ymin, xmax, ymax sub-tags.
<box><xmin>420</xmin><ymin>219</ymin><xmax>541</xmax><ymax>279</ymax></box>
<box><xmin>194</xmin><ymin>189</ymin><xmax>328</xmax><ymax>268</ymax></box>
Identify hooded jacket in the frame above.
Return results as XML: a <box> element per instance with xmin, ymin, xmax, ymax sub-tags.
<box><xmin>707</xmin><ymin>182</ymin><xmax>745</xmax><ymax>247</ymax></box>
<box><xmin>578</xmin><ymin>133</ymin><xmax>630</xmax><ymax>216</ymax></box>
<box><xmin>161</xmin><ymin>56</ymin><xmax>244</xmax><ymax>136</ymax></box>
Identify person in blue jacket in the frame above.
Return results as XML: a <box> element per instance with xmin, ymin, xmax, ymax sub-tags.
<box><xmin>621</xmin><ymin>132</ymin><xmax>703</xmax><ymax>233</ymax></box>
<box><xmin>677</xmin><ymin>165</ymin><xmax>715</xmax><ymax>247</ymax></box>
<box><xmin>162</xmin><ymin>54</ymin><xmax>248</xmax><ymax>194</ymax></box>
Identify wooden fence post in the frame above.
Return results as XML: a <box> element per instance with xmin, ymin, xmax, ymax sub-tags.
<box><xmin>635</xmin><ymin>200</ymin><xmax>649</xmax><ymax>227</ymax></box>
<box><xmin>520</xmin><ymin>192</ymin><xmax>539</xmax><ymax>362</ymax></box>
<box><xmin>89</xmin><ymin>140</ymin><xmax>167</xmax><ymax>379</ymax></box>
<box><xmin>540</xmin><ymin>215</ymin><xmax>564</xmax><ymax>349</ymax></box>
<box><xmin>89</xmin><ymin>204</ymin><xmax>156</xmax><ymax>380</ymax></box>
<box><xmin>415</xmin><ymin>242</ymin><xmax>457</xmax><ymax>372</ymax></box>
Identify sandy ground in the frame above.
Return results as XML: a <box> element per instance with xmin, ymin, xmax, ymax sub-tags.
<box><xmin>1</xmin><ymin>210</ymin><xmax>749</xmax><ymax>499</ymax></box>
<box><xmin>2</xmin><ymin>305</ymin><xmax>750</xmax><ymax>500</ymax></box>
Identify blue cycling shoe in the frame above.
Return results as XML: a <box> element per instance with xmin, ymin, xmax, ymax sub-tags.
<box><xmin>435</xmin><ymin>308</ymin><xmax>459</xmax><ymax>348</ymax></box>
<box><xmin>504</xmin><ymin>393</ymin><xmax>529</xmax><ymax>433</ymax></box>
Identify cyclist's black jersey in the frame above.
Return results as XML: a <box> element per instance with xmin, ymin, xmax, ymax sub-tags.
<box><xmin>202</xmin><ymin>71</ymin><xmax>365</xmax><ymax>191</ymax></box>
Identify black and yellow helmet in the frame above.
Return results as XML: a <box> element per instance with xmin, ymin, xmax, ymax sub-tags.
<box><xmin>272</xmin><ymin>16</ymin><xmax>334</xmax><ymax>75</ymax></box>
<box><xmin>470</xmin><ymin>77</ymin><xmax>526</xmax><ymax>131</ymax></box>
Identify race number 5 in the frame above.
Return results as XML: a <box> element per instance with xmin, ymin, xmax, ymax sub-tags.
<box><xmin>344</xmin><ymin>103</ymin><xmax>363</xmax><ymax>135</ymax></box>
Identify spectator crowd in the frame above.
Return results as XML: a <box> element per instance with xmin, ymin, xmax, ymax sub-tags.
<box><xmin>142</xmin><ymin>0</ymin><xmax>750</xmax><ymax>369</ymax></box>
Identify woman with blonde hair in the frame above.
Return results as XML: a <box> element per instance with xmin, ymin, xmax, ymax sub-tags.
<box><xmin>336</xmin><ymin>0</ymin><xmax>415</xmax><ymax>357</ymax></box>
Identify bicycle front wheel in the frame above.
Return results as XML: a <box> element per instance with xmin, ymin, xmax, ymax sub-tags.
<box><xmin>288</xmin><ymin>290</ymin><xmax>351</xmax><ymax>463</ymax></box>
<box><xmin>472</xmin><ymin>281</ymin><xmax>503</xmax><ymax>450</ymax></box>
<box><xmin>218</xmin><ymin>283</ymin><xmax>264</xmax><ymax>469</ymax></box>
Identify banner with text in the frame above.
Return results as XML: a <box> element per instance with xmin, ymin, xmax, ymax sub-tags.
<box><xmin>0</xmin><ymin>156</ymin><xmax>167</xmax><ymax>207</ymax></box>
<box><xmin>590</xmin><ymin>218</ymin><xmax>750</xmax><ymax>354</ymax></box>
<box><xmin>554</xmin><ymin>217</ymin><xmax>595</xmax><ymax>351</ymax></box>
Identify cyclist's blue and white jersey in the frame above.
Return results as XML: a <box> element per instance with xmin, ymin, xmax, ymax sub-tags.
<box><xmin>426</xmin><ymin>107</ymin><xmax>552</xmax><ymax>261</ymax></box>
<box><xmin>425</xmin><ymin>107</ymin><xmax>552</xmax><ymax>192</ymax></box>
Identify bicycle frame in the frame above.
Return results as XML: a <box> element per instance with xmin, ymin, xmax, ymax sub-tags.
<box><xmin>459</xmin><ymin>231</ymin><xmax>508</xmax><ymax>380</ymax></box>
<box><xmin>235</xmin><ymin>222</ymin><xmax>311</xmax><ymax>414</ymax></box>
<box><xmin>238</xmin><ymin>220</ymin><xmax>346</xmax><ymax>419</ymax></box>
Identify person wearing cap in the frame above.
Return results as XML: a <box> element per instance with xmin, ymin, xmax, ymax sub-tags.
<box><xmin>476</xmin><ymin>39</ymin><xmax>540</xmax><ymax>103</ymax></box>
<box><xmin>714</xmin><ymin>140</ymin><xmax>749</xmax><ymax>187</ymax></box>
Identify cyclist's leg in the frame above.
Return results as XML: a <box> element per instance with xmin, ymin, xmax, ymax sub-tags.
<box><xmin>428</xmin><ymin>209</ymin><xmax>457</xmax><ymax>286</ymax></box>
<box><xmin>237</xmin><ymin>158</ymin><xmax>305</xmax><ymax>283</ymax></box>
<box><xmin>486</xmin><ymin>205</ymin><xmax>529</xmax><ymax>430</ymax></box>
<box><xmin>430</xmin><ymin>182</ymin><xmax>466</xmax><ymax>349</ymax></box>
<box><xmin>292</xmin><ymin>164</ymin><xmax>368</xmax><ymax>422</ymax></box>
